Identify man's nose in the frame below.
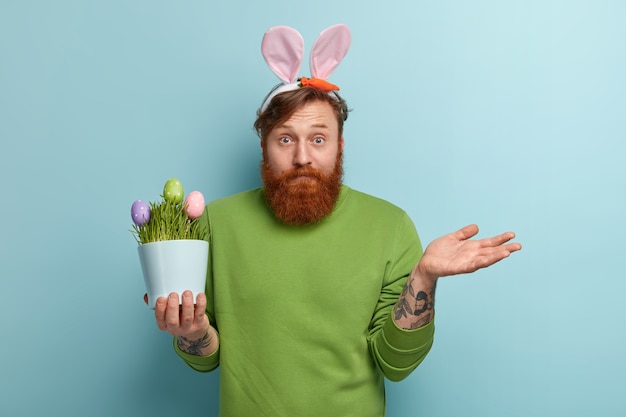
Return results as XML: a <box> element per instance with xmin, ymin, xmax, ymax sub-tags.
<box><xmin>293</xmin><ymin>142</ymin><xmax>312</xmax><ymax>166</ymax></box>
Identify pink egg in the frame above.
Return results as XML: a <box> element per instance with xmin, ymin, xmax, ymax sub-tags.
<box><xmin>184</xmin><ymin>191</ymin><xmax>205</xmax><ymax>219</ymax></box>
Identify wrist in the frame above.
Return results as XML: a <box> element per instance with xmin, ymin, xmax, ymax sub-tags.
<box><xmin>177</xmin><ymin>324</ymin><xmax>217</xmax><ymax>356</ymax></box>
<box><xmin>182</xmin><ymin>330</ymin><xmax>208</xmax><ymax>344</ymax></box>
<box><xmin>184</xmin><ymin>320</ymin><xmax>212</xmax><ymax>341</ymax></box>
<box><xmin>413</xmin><ymin>261</ymin><xmax>439</xmax><ymax>287</ymax></box>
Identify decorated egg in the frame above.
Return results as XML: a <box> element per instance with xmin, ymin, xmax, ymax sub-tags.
<box><xmin>131</xmin><ymin>200</ymin><xmax>151</xmax><ymax>226</ymax></box>
<box><xmin>163</xmin><ymin>178</ymin><xmax>184</xmax><ymax>203</ymax></box>
<box><xmin>184</xmin><ymin>191</ymin><xmax>205</xmax><ymax>219</ymax></box>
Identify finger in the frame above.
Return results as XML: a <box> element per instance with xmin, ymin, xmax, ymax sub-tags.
<box><xmin>165</xmin><ymin>292</ymin><xmax>181</xmax><ymax>329</ymax></box>
<box><xmin>481</xmin><ymin>231</ymin><xmax>517</xmax><ymax>248</ymax></box>
<box><xmin>195</xmin><ymin>293</ymin><xmax>207</xmax><ymax>320</ymax></box>
<box><xmin>180</xmin><ymin>291</ymin><xmax>195</xmax><ymax>330</ymax></box>
<box><xmin>484</xmin><ymin>248</ymin><xmax>515</xmax><ymax>266</ymax></box>
<box><xmin>454</xmin><ymin>224</ymin><xmax>479</xmax><ymax>241</ymax></box>
<box><xmin>154</xmin><ymin>296</ymin><xmax>168</xmax><ymax>330</ymax></box>
<box><xmin>469</xmin><ymin>248</ymin><xmax>511</xmax><ymax>271</ymax></box>
<box><xmin>504</xmin><ymin>241</ymin><xmax>522</xmax><ymax>253</ymax></box>
<box><xmin>477</xmin><ymin>242</ymin><xmax>521</xmax><ymax>268</ymax></box>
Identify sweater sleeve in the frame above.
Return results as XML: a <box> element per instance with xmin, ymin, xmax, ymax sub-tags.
<box><xmin>173</xmin><ymin>209</ymin><xmax>221</xmax><ymax>372</ymax></box>
<box><xmin>173</xmin><ymin>336</ymin><xmax>220</xmax><ymax>372</ymax></box>
<box><xmin>367</xmin><ymin>212</ymin><xmax>435</xmax><ymax>382</ymax></box>
<box><xmin>369</xmin><ymin>312</ymin><xmax>434</xmax><ymax>381</ymax></box>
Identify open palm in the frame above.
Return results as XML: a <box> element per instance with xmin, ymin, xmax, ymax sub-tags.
<box><xmin>418</xmin><ymin>224</ymin><xmax>522</xmax><ymax>280</ymax></box>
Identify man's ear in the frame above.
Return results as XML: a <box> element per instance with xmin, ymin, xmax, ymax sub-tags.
<box><xmin>260</xmin><ymin>139</ymin><xmax>265</xmax><ymax>150</ymax></box>
<box><xmin>339</xmin><ymin>136</ymin><xmax>345</xmax><ymax>151</ymax></box>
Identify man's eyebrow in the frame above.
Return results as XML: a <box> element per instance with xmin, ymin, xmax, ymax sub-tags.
<box><xmin>278</xmin><ymin>122</ymin><xmax>330</xmax><ymax>130</ymax></box>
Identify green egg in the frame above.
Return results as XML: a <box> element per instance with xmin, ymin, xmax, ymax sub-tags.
<box><xmin>163</xmin><ymin>178</ymin><xmax>184</xmax><ymax>203</ymax></box>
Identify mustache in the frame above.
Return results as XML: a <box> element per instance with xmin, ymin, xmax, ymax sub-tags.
<box><xmin>276</xmin><ymin>166</ymin><xmax>327</xmax><ymax>182</ymax></box>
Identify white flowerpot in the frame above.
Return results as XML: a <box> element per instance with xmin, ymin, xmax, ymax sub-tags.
<box><xmin>138</xmin><ymin>239</ymin><xmax>209</xmax><ymax>309</ymax></box>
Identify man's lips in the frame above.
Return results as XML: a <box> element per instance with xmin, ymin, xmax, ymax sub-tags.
<box><xmin>285</xmin><ymin>170</ymin><xmax>319</xmax><ymax>180</ymax></box>
<box><xmin>287</xmin><ymin>175</ymin><xmax>317</xmax><ymax>185</ymax></box>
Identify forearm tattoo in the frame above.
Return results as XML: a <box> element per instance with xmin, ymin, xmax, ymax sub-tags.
<box><xmin>177</xmin><ymin>332</ymin><xmax>212</xmax><ymax>356</ymax></box>
<box><xmin>394</xmin><ymin>277</ymin><xmax>436</xmax><ymax>330</ymax></box>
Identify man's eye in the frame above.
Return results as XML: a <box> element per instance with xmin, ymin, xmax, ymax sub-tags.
<box><xmin>313</xmin><ymin>137</ymin><xmax>324</xmax><ymax>144</ymax></box>
<box><xmin>279</xmin><ymin>137</ymin><xmax>291</xmax><ymax>144</ymax></box>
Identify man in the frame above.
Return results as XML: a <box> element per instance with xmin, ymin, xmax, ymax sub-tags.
<box><xmin>150</xmin><ymin>24</ymin><xmax>522</xmax><ymax>416</ymax></box>
<box><xmin>150</xmin><ymin>86</ymin><xmax>521</xmax><ymax>416</ymax></box>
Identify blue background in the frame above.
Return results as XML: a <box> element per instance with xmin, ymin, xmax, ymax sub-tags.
<box><xmin>1</xmin><ymin>1</ymin><xmax>624</xmax><ymax>416</ymax></box>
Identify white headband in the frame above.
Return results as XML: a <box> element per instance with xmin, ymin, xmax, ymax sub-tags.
<box><xmin>260</xmin><ymin>24</ymin><xmax>352</xmax><ymax>112</ymax></box>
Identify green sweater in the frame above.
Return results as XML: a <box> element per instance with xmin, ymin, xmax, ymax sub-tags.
<box><xmin>175</xmin><ymin>185</ymin><xmax>434</xmax><ymax>416</ymax></box>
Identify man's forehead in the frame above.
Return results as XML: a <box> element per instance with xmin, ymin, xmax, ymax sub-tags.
<box><xmin>278</xmin><ymin>101</ymin><xmax>337</xmax><ymax>128</ymax></box>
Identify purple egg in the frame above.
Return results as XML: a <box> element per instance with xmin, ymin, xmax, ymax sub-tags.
<box><xmin>131</xmin><ymin>200</ymin><xmax>151</xmax><ymax>226</ymax></box>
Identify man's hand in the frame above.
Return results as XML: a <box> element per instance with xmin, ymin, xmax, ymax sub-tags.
<box><xmin>154</xmin><ymin>291</ymin><xmax>209</xmax><ymax>338</ymax></box>
<box><xmin>394</xmin><ymin>225</ymin><xmax>521</xmax><ymax>330</ymax></box>
<box><xmin>146</xmin><ymin>290</ymin><xmax>219</xmax><ymax>356</ymax></box>
<box><xmin>417</xmin><ymin>224</ymin><xmax>522</xmax><ymax>281</ymax></box>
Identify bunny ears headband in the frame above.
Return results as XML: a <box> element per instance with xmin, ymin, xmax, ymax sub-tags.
<box><xmin>260</xmin><ymin>24</ymin><xmax>352</xmax><ymax>112</ymax></box>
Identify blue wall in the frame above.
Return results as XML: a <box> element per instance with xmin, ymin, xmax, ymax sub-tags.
<box><xmin>1</xmin><ymin>1</ymin><xmax>624</xmax><ymax>416</ymax></box>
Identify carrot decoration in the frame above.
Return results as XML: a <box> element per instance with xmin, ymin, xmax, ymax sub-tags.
<box><xmin>299</xmin><ymin>76</ymin><xmax>340</xmax><ymax>91</ymax></box>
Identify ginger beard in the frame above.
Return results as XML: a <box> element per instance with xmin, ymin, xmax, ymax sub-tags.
<box><xmin>261</xmin><ymin>147</ymin><xmax>343</xmax><ymax>226</ymax></box>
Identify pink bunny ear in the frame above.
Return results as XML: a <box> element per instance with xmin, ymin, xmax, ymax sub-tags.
<box><xmin>309</xmin><ymin>24</ymin><xmax>351</xmax><ymax>80</ymax></box>
<box><xmin>261</xmin><ymin>26</ymin><xmax>304</xmax><ymax>84</ymax></box>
